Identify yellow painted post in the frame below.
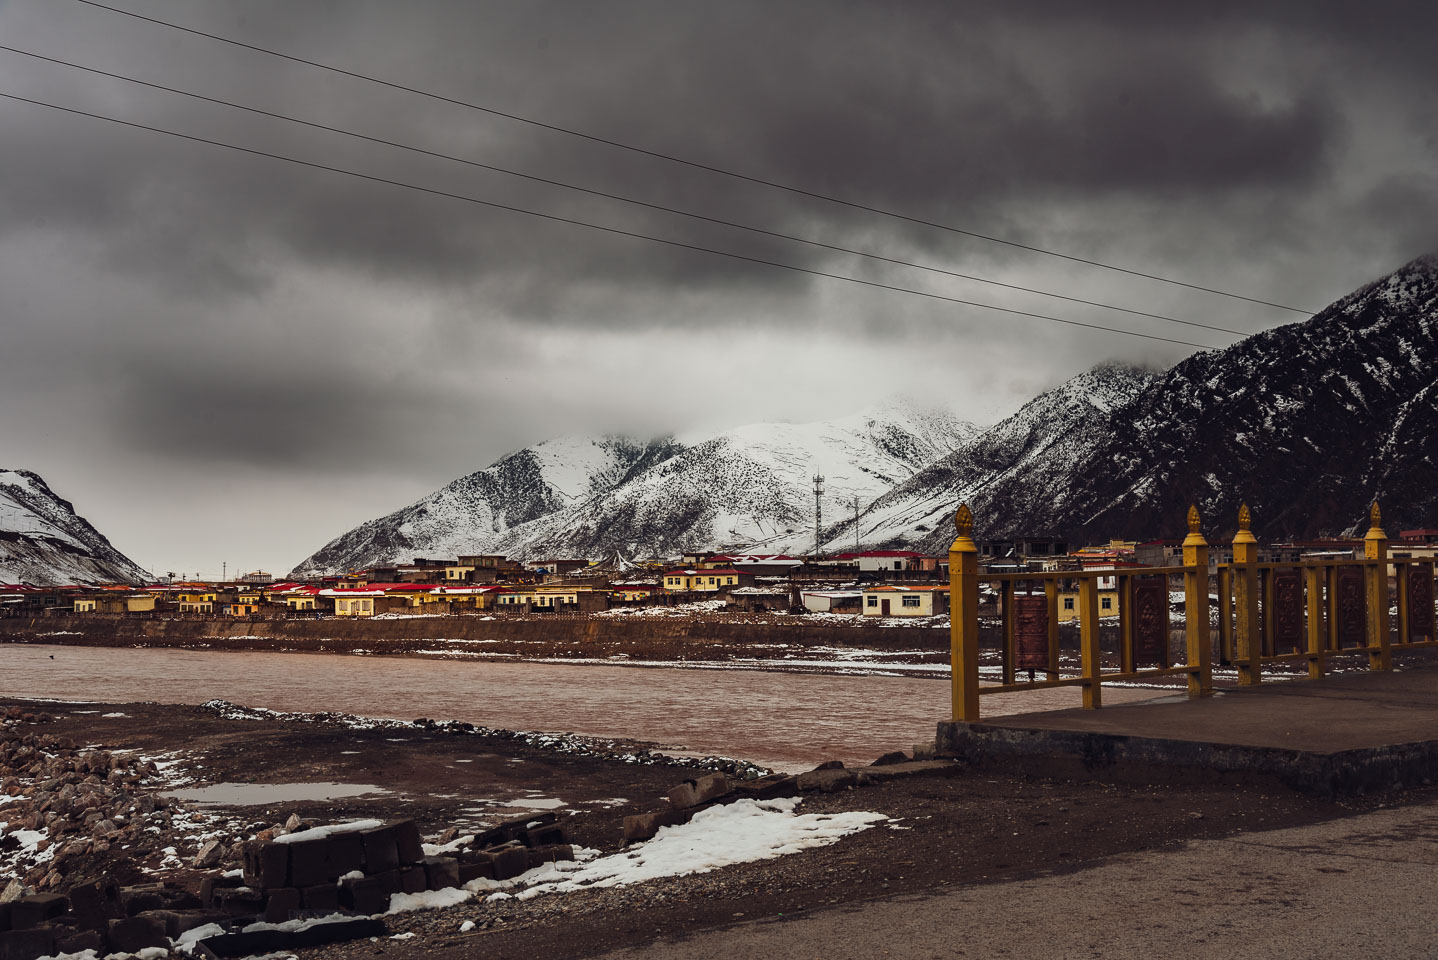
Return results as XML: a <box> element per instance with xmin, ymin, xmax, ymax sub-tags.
<box><xmin>1118</xmin><ymin>573</ymin><xmax>1134</xmax><ymax>674</ymax></box>
<box><xmin>1080</xmin><ymin>575</ymin><xmax>1102</xmax><ymax>708</ymax></box>
<box><xmin>1183</xmin><ymin>505</ymin><xmax>1212</xmax><ymax>698</ymax></box>
<box><xmin>1044</xmin><ymin>578</ymin><xmax>1060</xmax><ymax>675</ymax></box>
<box><xmin>1232</xmin><ymin>503</ymin><xmax>1261</xmax><ymax>685</ymax></box>
<box><xmin>949</xmin><ymin>504</ymin><xmax>981</xmax><ymax>722</ymax></box>
<box><xmin>1304</xmin><ymin>566</ymin><xmax>1326</xmax><ymax>679</ymax></box>
<box><xmin>1364</xmin><ymin>501</ymin><xmax>1391</xmax><ymax>671</ymax></box>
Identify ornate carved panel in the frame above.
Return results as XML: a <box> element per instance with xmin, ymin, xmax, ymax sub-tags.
<box><xmin>1271</xmin><ymin>570</ymin><xmax>1303</xmax><ymax>652</ymax></box>
<box><xmin>1014</xmin><ymin>596</ymin><xmax>1050</xmax><ymax>670</ymax></box>
<box><xmin>1409</xmin><ymin>566</ymin><xmax>1435</xmax><ymax>642</ymax></box>
<box><xmin>1336</xmin><ymin>567</ymin><xmax>1366</xmax><ymax>648</ymax></box>
<box><xmin>1133</xmin><ymin>575</ymin><xmax>1169</xmax><ymax>667</ymax></box>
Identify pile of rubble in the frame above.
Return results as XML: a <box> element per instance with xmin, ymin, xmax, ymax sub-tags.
<box><xmin>0</xmin><ymin>710</ymin><xmax>183</xmax><ymax>894</ymax></box>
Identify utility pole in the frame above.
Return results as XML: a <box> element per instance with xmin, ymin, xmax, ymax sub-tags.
<box><xmin>812</xmin><ymin>473</ymin><xmax>825</xmax><ymax>559</ymax></box>
<box><xmin>851</xmin><ymin>496</ymin><xmax>861</xmax><ymax>553</ymax></box>
<box><xmin>222</xmin><ymin>561</ymin><xmax>226</xmax><ymax>583</ymax></box>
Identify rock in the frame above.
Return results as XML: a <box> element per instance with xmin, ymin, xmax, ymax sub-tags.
<box><xmin>283</xmin><ymin>813</ymin><xmax>304</xmax><ymax>833</ymax></box>
<box><xmin>912</xmin><ymin>741</ymin><xmax>936</xmax><ymax>761</ymax></box>
<box><xmin>796</xmin><ymin>768</ymin><xmax>857</xmax><ymax>793</ymax></box>
<box><xmin>2</xmin><ymin>880</ymin><xmax>31</xmax><ymax>904</ymax></box>
<box><xmin>871</xmin><ymin>751</ymin><xmax>910</xmax><ymax>766</ymax></box>
<box><xmin>732</xmin><ymin>774</ymin><xmax>799</xmax><ymax>801</ymax></box>
<box><xmin>194</xmin><ymin>839</ymin><xmax>224</xmax><ymax>868</ymax></box>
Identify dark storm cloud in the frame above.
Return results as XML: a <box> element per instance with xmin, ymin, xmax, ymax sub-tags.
<box><xmin>2</xmin><ymin>0</ymin><xmax>1436</xmax><ymax>572</ymax></box>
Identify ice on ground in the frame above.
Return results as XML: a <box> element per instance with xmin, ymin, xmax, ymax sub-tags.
<box><xmin>101</xmin><ymin>712</ymin><xmax>127</xmax><ymax>718</ymax></box>
<box><xmin>273</xmin><ymin>819</ymin><xmax>384</xmax><ymax>845</ymax></box>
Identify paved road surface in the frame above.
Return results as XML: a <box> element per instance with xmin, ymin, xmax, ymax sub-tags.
<box><xmin>600</xmin><ymin>799</ymin><xmax>1438</xmax><ymax>959</ymax></box>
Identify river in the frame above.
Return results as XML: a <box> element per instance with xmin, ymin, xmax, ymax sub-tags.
<box><xmin>2</xmin><ymin>644</ymin><xmax>1162</xmax><ymax>771</ymax></box>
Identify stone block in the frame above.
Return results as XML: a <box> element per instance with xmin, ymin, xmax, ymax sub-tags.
<box><xmin>400</xmin><ymin>865</ymin><xmax>428</xmax><ymax>894</ymax></box>
<box><xmin>796</xmin><ymin>768</ymin><xmax>857</xmax><ymax>792</ymax></box>
<box><xmin>523</xmin><ymin>823</ymin><xmax>567</xmax><ymax>847</ymax></box>
<box><xmin>622</xmin><ymin>808</ymin><xmax>691</xmax><ymax>844</ymax></box>
<box><xmin>9</xmin><ymin>893</ymin><xmax>68</xmax><ymax>930</ymax></box>
<box><xmin>213</xmin><ymin>887</ymin><xmax>265</xmax><ymax>916</ymax></box>
<box><xmin>392</xmin><ymin>820</ymin><xmax>425</xmax><ymax>865</ymax></box>
<box><xmin>374</xmin><ymin>869</ymin><xmax>403</xmax><ymax>895</ymax></box>
<box><xmin>338</xmin><ymin>876</ymin><xmax>387</xmax><ymax>917</ymax></box>
<box><xmin>286</xmin><ymin>838</ymin><xmax>330</xmax><ymax>888</ymax></box>
<box><xmin>0</xmin><ymin>902</ymin><xmax>10</xmax><ymax>933</ymax></box>
<box><xmin>287</xmin><ymin>916</ymin><xmax>387</xmax><ymax>948</ymax></box>
<box><xmin>488</xmin><ymin>843</ymin><xmax>531</xmax><ymax>881</ymax></box>
<box><xmin>473</xmin><ymin>812</ymin><xmax>556</xmax><ymax>850</ymax></box>
<box><xmin>191</xmin><ymin>929</ymin><xmax>289</xmax><ymax>957</ymax></box>
<box><xmin>457</xmin><ymin>860</ymin><xmax>495</xmax><ymax>884</ymax></box>
<box><xmin>166</xmin><ymin>909</ymin><xmax>234</xmax><ymax>938</ymax></box>
<box><xmin>254</xmin><ymin>842</ymin><xmax>290</xmax><ymax>890</ymax></box>
<box><xmin>0</xmin><ymin>925</ymin><xmax>56</xmax><ymax>960</ymax></box>
<box><xmin>262</xmin><ymin>887</ymin><xmax>301</xmax><ymax>924</ymax></box>
<box><xmin>359</xmin><ymin>826</ymin><xmax>399</xmax><ymax>874</ymax></box>
<box><xmin>55</xmin><ymin>928</ymin><xmax>104</xmax><ymax>955</ymax></box>
<box><xmin>912</xmin><ymin>741</ymin><xmax>936</xmax><ymax>761</ymax></box>
<box><xmin>421</xmin><ymin>856</ymin><xmax>460</xmax><ymax>890</ymax></box>
<box><xmin>731</xmin><ymin>774</ymin><xmax>799</xmax><ymax>801</ymax></box>
<box><xmin>327</xmin><ymin>831</ymin><xmax>365</xmax><ymax>877</ymax></box>
<box><xmin>199</xmin><ymin>873</ymin><xmax>242</xmax><ymax>909</ymax></box>
<box><xmin>668</xmin><ymin>773</ymin><xmax>729</xmax><ymax>809</ymax></box>
<box><xmin>107</xmin><ymin>914</ymin><xmax>168</xmax><ymax>954</ymax></box>
<box><xmin>119</xmin><ymin>885</ymin><xmax>166</xmax><ymax>917</ymax></box>
<box><xmin>526</xmin><ymin>844</ymin><xmax>575</xmax><ymax>868</ymax></box>
<box><xmin>301</xmin><ymin>883</ymin><xmax>340</xmax><ymax>914</ymax></box>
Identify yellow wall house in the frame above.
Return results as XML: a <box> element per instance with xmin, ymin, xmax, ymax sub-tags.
<box><xmin>861</xmin><ymin>585</ymin><xmax>950</xmax><ymax>617</ymax></box>
<box><xmin>663</xmin><ymin>569</ymin><xmax>740</xmax><ymax>593</ymax></box>
<box><xmin>177</xmin><ymin>591</ymin><xmax>215</xmax><ymax>614</ymax></box>
<box><xmin>1054</xmin><ymin>588</ymin><xmax>1121</xmax><ymax>622</ymax></box>
<box><xmin>328</xmin><ymin>588</ymin><xmax>380</xmax><ymax>616</ymax></box>
<box><xmin>73</xmin><ymin>597</ymin><xmax>98</xmax><ymax>613</ymax></box>
<box><xmin>495</xmin><ymin>586</ymin><xmax>592</xmax><ymax>610</ymax></box>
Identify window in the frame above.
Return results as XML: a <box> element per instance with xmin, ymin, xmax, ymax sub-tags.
<box><xmin>1101</xmin><ymin>597</ymin><xmax>1112</xmax><ymax>610</ymax></box>
<box><xmin>867</xmin><ymin>596</ymin><xmax>878</xmax><ymax>607</ymax></box>
<box><xmin>1063</xmin><ymin>597</ymin><xmax>1075</xmax><ymax>611</ymax></box>
<box><xmin>902</xmin><ymin>596</ymin><xmax>922</xmax><ymax>608</ymax></box>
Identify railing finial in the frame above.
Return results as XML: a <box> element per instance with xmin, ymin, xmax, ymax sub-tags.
<box><xmin>1370</xmin><ymin>500</ymin><xmax>1382</xmax><ymax>529</ymax></box>
<box><xmin>1238</xmin><ymin>503</ymin><xmax>1252</xmax><ymax>532</ymax></box>
<box><xmin>955</xmin><ymin>503</ymin><xmax>974</xmax><ymax>539</ymax></box>
<box><xmin>1187</xmin><ymin>504</ymin><xmax>1201</xmax><ymax>534</ymax></box>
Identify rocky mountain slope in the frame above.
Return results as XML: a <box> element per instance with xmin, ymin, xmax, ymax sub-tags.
<box><xmin>921</xmin><ymin>253</ymin><xmax>1438</xmax><ymax>544</ymax></box>
<box><xmin>0</xmin><ymin>469</ymin><xmax>149</xmax><ymax>584</ymax></box>
<box><xmin>291</xmin><ymin>399</ymin><xmax>978</xmax><ymax>574</ymax></box>
<box><xmin>293</xmin><ymin>254</ymin><xmax>1438</xmax><ymax>572</ymax></box>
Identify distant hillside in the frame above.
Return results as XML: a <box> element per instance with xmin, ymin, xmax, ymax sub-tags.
<box><xmin>0</xmin><ymin>469</ymin><xmax>148</xmax><ymax>584</ymax></box>
<box><xmin>290</xmin><ymin>399</ymin><xmax>978</xmax><ymax>575</ymax></box>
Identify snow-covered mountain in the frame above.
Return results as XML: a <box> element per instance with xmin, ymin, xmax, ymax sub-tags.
<box><xmin>0</xmin><ymin>469</ymin><xmax>149</xmax><ymax>585</ymax></box>
<box><xmin>946</xmin><ymin>253</ymin><xmax>1438</xmax><ymax>542</ymax></box>
<box><xmin>843</xmin><ymin>361</ymin><xmax>1159</xmax><ymax>551</ymax></box>
<box><xmin>293</xmin><ymin>253</ymin><xmax>1438</xmax><ymax>573</ymax></box>
<box><xmin>290</xmin><ymin>398</ymin><xmax>979</xmax><ymax>574</ymax></box>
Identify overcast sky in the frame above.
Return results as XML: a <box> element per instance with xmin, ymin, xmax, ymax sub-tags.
<box><xmin>2</xmin><ymin>0</ymin><xmax>1435</xmax><ymax>577</ymax></box>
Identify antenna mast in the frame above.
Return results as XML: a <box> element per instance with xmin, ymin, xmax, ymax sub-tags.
<box><xmin>812</xmin><ymin>473</ymin><xmax>825</xmax><ymax>558</ymax></box>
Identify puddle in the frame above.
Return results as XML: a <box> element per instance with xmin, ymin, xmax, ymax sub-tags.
<box><xmin>166</xmin><ymin>782</ymin><xmax>390</xmax><ymax>806</ymax></box>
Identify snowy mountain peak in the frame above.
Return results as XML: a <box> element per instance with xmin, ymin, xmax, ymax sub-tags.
<box><xmin>0</xmin><ymin>469</ymin><xmax>148</xmax><ymax>585</ymax></box>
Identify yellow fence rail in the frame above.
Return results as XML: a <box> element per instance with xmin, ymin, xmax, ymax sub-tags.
<box><xmin>948</xmin><ymin>500</ymin><xmax>1430</xmax><ymax>723</ymax></box>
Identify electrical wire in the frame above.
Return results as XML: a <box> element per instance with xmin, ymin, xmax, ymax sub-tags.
<box><xmin>0</xmin><ymin>41</ymin><xmax>1245</xmax><ymax>339</ymax></box>
<box><xmin>69</xmin><ymin>0</ymin><xmax>1318</xmax><ymax>315</ymax></box>
<box><xmin>0</xmin><ymin>89</ymin><xmax>1224</xmax><ymax>350</ymax></box>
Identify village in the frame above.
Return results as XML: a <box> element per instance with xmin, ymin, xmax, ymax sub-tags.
<box><xmin>9</xmin><ymin>529</ymin><xmax>1438</xmax><ymax>624</ymax></box>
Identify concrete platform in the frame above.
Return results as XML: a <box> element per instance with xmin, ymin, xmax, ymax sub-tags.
<box><xmin>937</xmin><ymin>666</ymin><xmax>1438</xmax><ymax>796</ymax></box>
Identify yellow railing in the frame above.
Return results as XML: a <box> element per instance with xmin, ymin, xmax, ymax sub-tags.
<box><xmin>948</xmin><ymin>500</ymin><xmax>1424</xmax><ymax>722</ymax></box>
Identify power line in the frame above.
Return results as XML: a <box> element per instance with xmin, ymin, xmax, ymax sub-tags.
<box><xmin>70</xmin><ymin>0</ymin><xmax>1317</xmax><ymax>315</ymax></box>
<box><xmin>0</xmin><ymin>89</ymin><xmax>1223</xmax><ymax>350</ymax></box>
<box><xmin>0</xmin><ymin>42</ymin><xmax>1246</xmax><ymax>340</ymax></box>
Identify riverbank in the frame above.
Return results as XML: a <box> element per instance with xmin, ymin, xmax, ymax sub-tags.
<box><xmin>0</xmin><ymin>611</ymin><xmax>955</xmax><ymax>677</ymax></box>
<box><xmin>0</xmin><ymin>695</ymin><xmax>1401</xmax><ymax>960</ymax></box>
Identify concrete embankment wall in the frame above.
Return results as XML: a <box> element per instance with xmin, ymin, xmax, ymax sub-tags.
<box><xmin>0</xmin><ymin>615</ymin><xmax>948</xmax><ymax>655</ymax></box>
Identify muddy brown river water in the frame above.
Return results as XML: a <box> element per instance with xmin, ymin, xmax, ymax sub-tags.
<box><xmin>2</xmin><ymin>644</ymin><xmax>1163</xmax><ymax>770</ymax></box>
